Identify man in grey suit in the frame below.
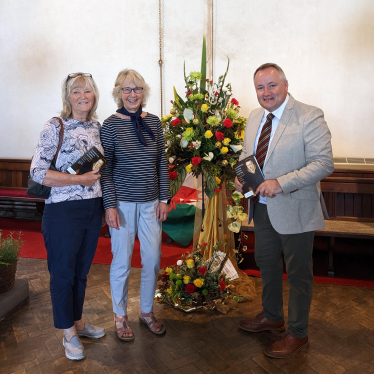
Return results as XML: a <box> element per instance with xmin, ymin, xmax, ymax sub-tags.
<box><xmin>235</xmin><ymin>63</ymin><xmax>333</xmax><ymax>358</ymax></box>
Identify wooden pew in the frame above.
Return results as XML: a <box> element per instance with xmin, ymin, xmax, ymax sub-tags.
<box><xmin>0</xmin><ymin>159</ymin><xmax>44</xmax><ymax>219</ymax></box>
<box><xmin>240</xmin><ymin>164</ymin><xmax>374</xmax><ymax>277</ymax></box>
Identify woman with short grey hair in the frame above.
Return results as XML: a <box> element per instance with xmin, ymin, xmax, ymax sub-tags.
<box><xmin>100</xmin><ymin>69</ymin><xmax>170</xmax><ymax>341</ymax></box>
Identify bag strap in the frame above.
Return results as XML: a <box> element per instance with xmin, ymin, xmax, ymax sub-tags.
<box><xmin>52</xmin><ymin>117</ymin><xmax>65</xmax><ymax>163</ymax></box>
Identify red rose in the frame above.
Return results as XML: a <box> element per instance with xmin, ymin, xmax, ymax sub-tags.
<box><xmin>170</xmin><ymin>100</ymin><xmax>173</xmax><ymax>103</ymax></box>
<box><xmin>231</xmin><ymin>98</ymin><xmax>239</xmax><ymax>106</ymax></box>
<box><xmin>214</xmin><ymin>91</ymin><xmax>219</xmax><ymax>96</ymax></box>
<box><xmin>185</xmin><ymin>284</ymin><xmax>196</xmax><ymax>294</ymax></box>
<box><xmin>223</xmin><ymin>118</ymin><xmax>233</xmax><ymax>128</ymax></box>
<box><xmin>197</xmin><ymin>105</ymin><xmax>200</xmax><ymax>107</ymax></box>
<box><xmin>202</xmin><ymin>242</ymin><xmax>208</xmax><ymax>247</ymax></box>
<box><xmin>172</xmin><ymin>118</ymin><xmax>181</xmax><ymax>127</ymax></box>
<box><xmin>206</xmin><ymin>78</ymin><xmax>209</xmax><ymax>82</ymax></box>
<box><xmin>215</xmin><ymin>132</ymin><xmax>224</xmax><ymax>141</ymax></box>
<box><xmin>219</xmin><ymin>281</ymin><xmax>226</xmax><ymax>291</ymax></box>
<box><xmin>198</xmin><ymin>266</ymin><xmax>207</xmax><ymax>276</ymax></box>
<box><xmin>169</xmin><ymin>171</ymin><xmax>177</xmax><ymax>180</ymax></box>
<box><xmin>210</xmin><ymin>80</ymin><xmax>213</xmax><ymax>84</ymax></box>
<box><xmin>187</xmin><ymin>90</ymin><xmax>192</xmax><ymax>96</ymax></box>
<box><xmin>191</xmin><ymin>157</ymin><xmax>201</xmax><ymax>165</ymax></box>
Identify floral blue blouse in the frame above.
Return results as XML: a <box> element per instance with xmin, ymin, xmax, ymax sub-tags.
<box><xmin>30</xmin><ymin>117</ymin><xmax>103</xmax><ymax>204</ymax></box>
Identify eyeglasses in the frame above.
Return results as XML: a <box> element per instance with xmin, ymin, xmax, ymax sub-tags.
<box><xmin>66</xmin><ymin>73</ymin><xmax>92</xmax><ymax>87</ymax></box>
<box><xmin>67</xmin><ymin>73</ymin><xmax>92</xmax><ymax>80</ymax></box>
<box><xmin>121</xmin><ymin>87</ymin><xmax>143</xmax><ymax>94</ymax></box>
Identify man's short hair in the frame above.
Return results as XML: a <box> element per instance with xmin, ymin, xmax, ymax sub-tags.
<box><xmin>253</xmin><ymin>63</ymin><xmax>287</xmax><ymax>82</ymax></box>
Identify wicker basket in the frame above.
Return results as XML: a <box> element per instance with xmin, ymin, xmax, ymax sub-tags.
<box><xmin>0</xmin><ymin>261</ymin><xmax>18</xmax><ymax>293</ymax></box>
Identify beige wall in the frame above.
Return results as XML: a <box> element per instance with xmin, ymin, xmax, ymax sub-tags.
<box><xmin>1</xmin><ymin>0</ymin><xmax>373</xmax><ymax>158</ymax></box>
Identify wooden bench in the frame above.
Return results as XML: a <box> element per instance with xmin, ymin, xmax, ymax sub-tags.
<box><xmin>240</xmin><ymin>164</ymin><xmax>374</xmax><ymax>277</ymax></box>
<box><xmin>0</xmin><ymin>159</ymin><xmax>44</xmax><ymax>219</ymax></box>
<box><xmin>241</xmin><ymin>220</ymin><xmax>374</xmax><ymax>277</ymax></box>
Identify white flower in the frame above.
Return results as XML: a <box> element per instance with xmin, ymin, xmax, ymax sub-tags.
<box><xmin>230</xmin><ymin>144</ymin><xmax>243</xmax><ymax>153</ymax></box>
<box><xmin>192</xmin><ymin>140</ymin><xmax>201</xmax><ymax>149</ymax></box>
<box><xmin>203</xmin><ymin>152</ymin><xmax>214</xmax><ymax>161</ymax></box>
<box><xmin>169</xmin><ymin>157</ymin><xmax>175</xmax><ymax>164</ymax></box>
<box><xmin>214</xmin><ymin>110</ymin><xmax>222</xmax><ymax>121</ymax></box>
<box><xmin>180</xmin><ymin>139</ymin><xmax>188</xmax><ymax>148</ymax></box>
<box><xmin>183</xmin><ymin>108</ymin><xmax>194</xmax><ymax>123</ymax></box>
<box><xmin>226</xmin><ymin>91</ymin><xmax>232</xmax><ymax>95</ymax></box>
<box><xmin>222</xmin><ymin>86</ymin><xmax>228</xmax><ymax>92</ymax></box>
<box><xmin>218</xmin><ymin>98</ymin><xmax>223</xmax><ymax>103</ymax></box>
<box><xmin>176</xmin><ymin>135</ymin><xmax>181</xmax><ymax>138</ymax></box>
<box><xmin>177</xmin><ymin>260</ymin><xmax>183</xmax><ymax>266</ymax></box>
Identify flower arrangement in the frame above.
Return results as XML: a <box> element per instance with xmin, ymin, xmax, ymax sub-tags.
<box><xmin>156</xmin><ymin>242</ymin><xmax>232</xmax><ymax>311</ymax></box>
<box><xmin>162</xmin><ymin>37</ymin><xmax>247</xmax><ymax>199</ymax></box>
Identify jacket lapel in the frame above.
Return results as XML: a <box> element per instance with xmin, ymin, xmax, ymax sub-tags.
<box><xmin>265</xmin><ymin>94</ymin><xmax>295</xmax><ymax>166</ymax></box>
<box><xmin>247</xmin><ymin>109</ymin><xmax>265</xmax><ymax>153</ymax></box>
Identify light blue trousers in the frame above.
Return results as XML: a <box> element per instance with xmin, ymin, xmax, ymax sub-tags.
<box><xmin>109</xmin><ymin>200</ymin><xmax>162</xmax><ymax>315</ymax></box>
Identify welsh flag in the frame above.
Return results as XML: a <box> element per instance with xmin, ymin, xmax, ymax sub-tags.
<box><xmin>163</xmin><ymin>174</ymin><xmax>202</xmax><ymax>247</ymax></box>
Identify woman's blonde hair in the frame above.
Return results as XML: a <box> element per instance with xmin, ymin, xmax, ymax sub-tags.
<box><xmin>112</xmin><ymin>69</ymin><xmax>150</xmax><ymax>109</ymax></box>
<box><xmin>61</xmin><ymin>73</ymin><xmax>99</xmax><ymax>121</ymax></box>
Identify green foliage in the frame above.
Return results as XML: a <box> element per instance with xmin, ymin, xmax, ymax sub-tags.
<box><xmin>200</xmin><ymin>35</ymin><xmax>207</xmax><ymax>93</ymax></box>
<box><xmin>0</xmin><ymin>231</ymin><xmax>23</xmax><ymax>268</ymax></box>
<box><xmin>170</xmin><ymin>168</ymin><xmax>187</xmax><ymax>198</ymax></box>
<box><xmin>203</xmin><ymin>169</ymin><xmax>216</xmax><ymax>199</ymax></box>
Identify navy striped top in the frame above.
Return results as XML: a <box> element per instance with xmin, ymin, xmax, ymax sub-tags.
<box><xmin>100</xmin><ymin>113</ymin><xmax>170</xmax><ymax>209</ymax></box>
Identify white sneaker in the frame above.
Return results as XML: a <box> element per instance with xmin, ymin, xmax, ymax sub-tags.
<box><xmin>63</xmin><ymin>335</ymin><xmax>85</xmax><ymax>361</ymax></box>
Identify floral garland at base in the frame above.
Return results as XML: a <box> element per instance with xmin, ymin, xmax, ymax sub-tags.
<box><xmin>155</xmin><ymin>242</ymin><xmax>246</xmax><ymax>314</ymax></box>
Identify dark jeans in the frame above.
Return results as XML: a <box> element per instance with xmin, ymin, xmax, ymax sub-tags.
<box><xmin>253</xmin><ymin>203</ymin><xmax>314</xmax><ymax>338</ymax></box>
<box><xmin>42</xmin><ymin>197</ymin><xmax>103</xmax><ymax>329</ymax></box>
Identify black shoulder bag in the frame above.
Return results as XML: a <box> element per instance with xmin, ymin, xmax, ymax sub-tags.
<box><xmin>27</xmin><ymin>117</ymin><xmax>65</xmax><ymax>199</ymax></box>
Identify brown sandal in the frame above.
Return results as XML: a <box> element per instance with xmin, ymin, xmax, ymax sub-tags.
<box><xmin>139</xmin><ymin>312</ymin><xmax>166</xmax><ymax>335</ymax></box>
<box><xmin>114</xmin><ymin>315</ymin><xmax>135</xmax><ymax>342</ymax></box>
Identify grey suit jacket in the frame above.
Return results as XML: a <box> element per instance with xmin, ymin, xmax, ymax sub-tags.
<box><xmin>240</xmin><ymin>94</ymin><xmax>334</xmax><ymax>234</ymax></box>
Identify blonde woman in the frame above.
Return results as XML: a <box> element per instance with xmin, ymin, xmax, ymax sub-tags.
<box><xmin>30</xmin><ymin>73</ymin><xmax>105</xmax><ymax>360</ymax></box>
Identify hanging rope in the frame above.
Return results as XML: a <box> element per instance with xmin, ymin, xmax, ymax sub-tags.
<box><xmin>158</xmin><ymin>0</ymin><xmax>164</xmax><ymax>118</ymax></box>
<box><xmin>211</xmin><ymin>0</ymin><xmax>214</xmax><ymax>80</ymax></box>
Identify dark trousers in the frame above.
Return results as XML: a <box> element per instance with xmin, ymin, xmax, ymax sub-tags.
<box><xmin>253</xmin><ymin>203</ymin><xmax>314</xmax><ymax>338</ymax></box>
<box><xmin>42</xmin><ymin>197</ymin><xmax>103</xmax><ymax>329</ymax></box>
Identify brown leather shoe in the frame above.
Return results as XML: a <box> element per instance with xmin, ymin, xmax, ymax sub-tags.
<box><xmin>239</xmin><ymin>312</ymin><xmax>285</xmax><ymax>333</ymax></box>
<box><xmin>264</xmin><ymin>334</ymin><xmax>309</xmax><ymax>358</ymax></box>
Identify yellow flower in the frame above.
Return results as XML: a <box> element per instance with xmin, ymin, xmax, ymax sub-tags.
<box><xmin>161</xmin><ymin>114</ymin><xmax>172</xmax><ymax>122</ymax></box>
<box><xmin>221</xmin><ymin>147</ymin><xmax>229</xmax><ymax>154</ymax></box>
<box><xmin>235</xmin><ymin>130</ymin><xmax>244</xmax><ymax>139</ymax></box>
<box><xmin>205</xmin><ymin>130</ymin><xmax>213</xmax><ymax>139</ymax></box>
<box><xmin>215</xmin><ymin>141</ymin><xmax>222</xmax><ymax>148</ymax></box>
<box><xmin>193</xmin><ymin>118</ymin><xmax>199</xmax><ymax>125</ymax></box>
<box><xmin>223</xmin><ymin>138</ymin><xmax>231</xmax><ymax>146</ymax></box>
<box><xmin>165</xmin><ymin>267</ymin><xmax>173</xmax><ymax>275</ymax></box>
<box><xmin>167</xmin><ymin>288</ymin><xmax>173</xmax><ymax>294</ymax></box>
<box><xmin>185</xmin><ymin>164</ymin><xmax>193</xmax><ymax>173</ymax></box>
<box><xmin>201</xmin><ymin>104</ymin><xmax>209</xmax><ymax>113</ymax></box>
<box><xmin>215</xmin><ymin>176</ymin><xmax>221</xmax><ymax>185</ymax></box>
<box><xmin>183</xmin><ymin>275</ymin><xmax>191</xmax><ymax>284</ymax></box>
<box><xmin>186</xmin><ymin>259</ymin><xmax>194</xmax><ymax>268</ymax></box>
<box><xmin>193</xmin><ymin>278</ymin><xmax>204</xmax><ymax>288</ymax></box>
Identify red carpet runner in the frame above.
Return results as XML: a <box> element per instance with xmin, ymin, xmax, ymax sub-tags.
<box><xmin>1</xmin><ymin>218</ymin><xmax>374</xmax><ymax>288</ymax></box>
<box><xmin>0</xmin><ymin>218</ymin><xmax>190</xmax><ymax>268</ymax></box>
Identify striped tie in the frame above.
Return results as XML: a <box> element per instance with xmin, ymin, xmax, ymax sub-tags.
<box><xmin>252</xmin><ymin>113</ymin><xmax>275</xmax><ymax>204</ymax></box>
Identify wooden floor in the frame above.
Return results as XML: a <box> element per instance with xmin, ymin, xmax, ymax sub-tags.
<box><xmin>1</xmin><ymin>258</ymin><xmax>374</xmax><ymax>374</ymax></box>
